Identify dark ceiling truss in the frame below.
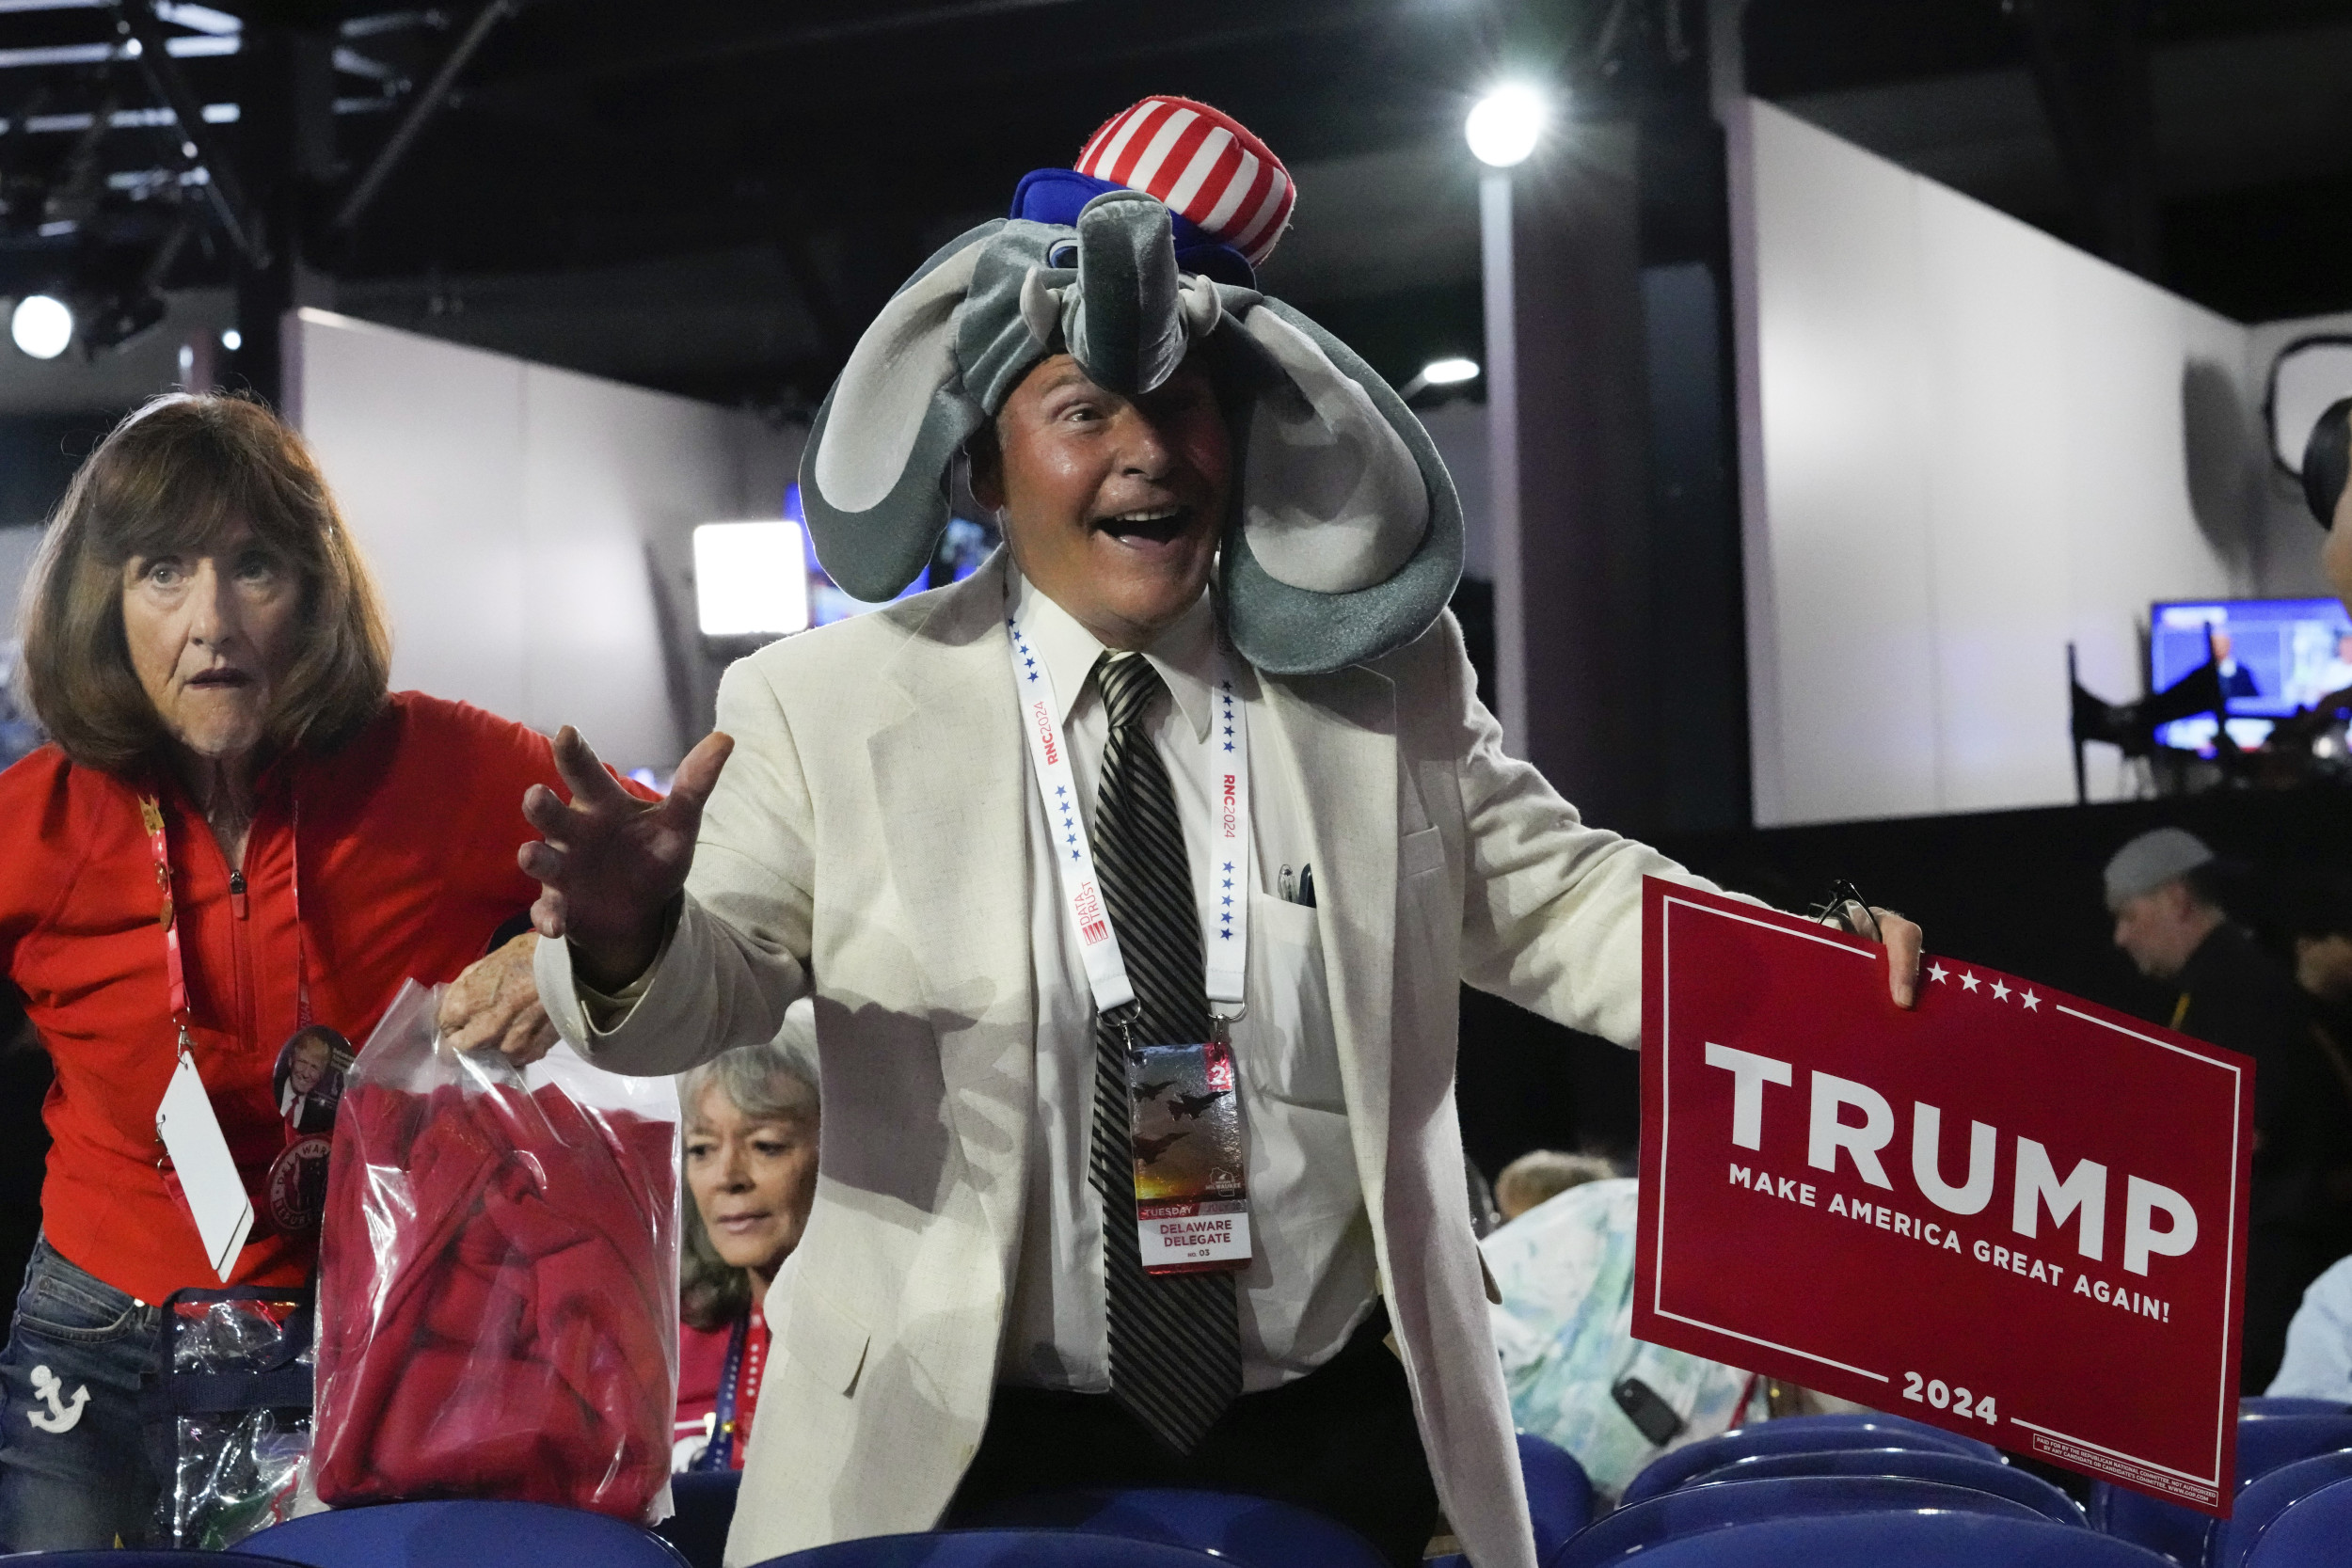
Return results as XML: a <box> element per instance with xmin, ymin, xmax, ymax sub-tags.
<box><xmin>0</xmin><ymin>0</ymin><xmax>496</xmax><ymax>354</ymax></box>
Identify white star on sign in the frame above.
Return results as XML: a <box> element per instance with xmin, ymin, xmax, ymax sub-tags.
<box><xmin>1929</xmin><ymin>962</ymin><xmax>1949</xmax><ymax>984</ymax></box>
<box><xmin>2021</xmin><ymin>990</ymin><xmax>2041</xmax><ymax>1011</ymax></box>
<box><xmin>1991</xmin><ymin>980</ymin><xmax>2010</xmax><ymax>1002</ymax></box>
<box><xmin>1960</xmin><ymin>972</ymin><xmax>1980</xmax><ymax>992</ymax></box>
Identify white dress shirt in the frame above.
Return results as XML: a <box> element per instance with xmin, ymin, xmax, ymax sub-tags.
<box><xmin>1000</xmin><ymin>566</ymin><xmax>1380</xmax><ymax>1395</ymax></box>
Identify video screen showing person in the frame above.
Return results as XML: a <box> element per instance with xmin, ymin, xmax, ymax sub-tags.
<box><xmin>2151</xmin><ymin>597</ymin><xmax>2352</xmax><ymax>752</ymax></box>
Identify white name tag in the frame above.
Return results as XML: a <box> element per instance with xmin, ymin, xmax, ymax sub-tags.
<box><xmin>1138</xmin><ymin>1198</ymin><xmax>1253</xmax><ymax>1272</ymax></box>
<box><xmin>154</xmin><ymin>1049</ymin><xmax>255</xmax><ymax>1282</ymax></box>
<box><xmin>1128</xmin><ymin>1039</ymin><xmax>1251</xmax><ymax>1274</ymax></box>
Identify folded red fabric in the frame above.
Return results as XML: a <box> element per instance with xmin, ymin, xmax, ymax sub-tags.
<box><xmin>315</xmin><ymin>1078</ymin><xmax>675</xmax><ymax>1517</ymax></box>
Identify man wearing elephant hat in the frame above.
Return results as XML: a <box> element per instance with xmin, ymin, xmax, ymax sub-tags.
<box><xmin>519</xmin><ymin>97</ymin><xmax>1923</xmax><ymax>1567</ymax></box>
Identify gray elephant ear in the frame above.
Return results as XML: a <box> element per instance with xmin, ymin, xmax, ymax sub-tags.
<box><xmin>1220</xmin><ymin>298</ymin><xmax>1464</xmax><ymax>675</ymax></box>
<box><xmin>800</xmin><ymin>220</ymin><xmax>1005</xmax><ymax>602</ymax></box>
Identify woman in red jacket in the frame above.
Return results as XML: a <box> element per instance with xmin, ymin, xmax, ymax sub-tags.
<box><xmin>0</xmin><ymin>393</ymin><xmax>621</xmax><ymax>1547</ymax></box>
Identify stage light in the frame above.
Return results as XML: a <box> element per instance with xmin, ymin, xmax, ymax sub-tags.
<box><xmin>1398</xmin><ymin>356</ymin><xmax>1482</xmax><ymax>402</ymax></box>
<box><xmin>10</xmin><ymin>294</ymin><xmax>72</xmax><ymax>359</ymax></box>
<box><xmin>1466</xmin><ymin>85</ymin><xmax>1547</xmax><ymax>168</ymax></box>
<box><xmin>220</xmin><ymin>326</ymin><xmax>241</xmax><ymax>352</ymax></box>
<box><xmin>693</xmin><ymin>520</ymin><xmax>812</xmax><ymax>637</ymax></box>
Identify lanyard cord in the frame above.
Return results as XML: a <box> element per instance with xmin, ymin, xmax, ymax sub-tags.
<box><xmin>698</xmin><ymin>1306</ymin><xmax>765</xmax><ymax>1470</ymax></box>
<box><xmin>1006</xmin><ymin>611</ymin><xmax>1252</xmax><ymax>1023</ymax></box>
<box><xmin>140</xmin><ymin>783</ymin><xmax>310</xmax><ymax>1041</ymax></box>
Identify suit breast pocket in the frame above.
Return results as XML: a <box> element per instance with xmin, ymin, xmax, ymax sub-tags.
<box><xmin>1400</xmin><ymin>825</ymin><xmax>1446</xmax><ymax>880</ymax></box>
<box><xmin>1242</xmin><ymin>894</ymin><xmax>1344</xmax><ymax>1111</ymax></box>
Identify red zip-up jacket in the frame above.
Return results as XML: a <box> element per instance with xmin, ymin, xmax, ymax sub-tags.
<box><xmin>0</xmin><ymin>691</ymin><xmax>602</xmax><ymax>1305</ymax></box>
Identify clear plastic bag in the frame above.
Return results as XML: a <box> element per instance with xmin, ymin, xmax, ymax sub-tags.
<box><xmin>312</xmin><ymin>981</ymin><xmax>679</xmax><ymax>1521</ymax></box>
<box><xmin>146</xmin><ymin>1289</ymin><xmax>312</xmax><ymax>1546</ymax></box>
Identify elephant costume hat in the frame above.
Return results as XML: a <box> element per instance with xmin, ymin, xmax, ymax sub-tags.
<box><xmin>796</xmin><ymin>95</ymin><xmax>1465</xmax><ymax>675</ymax></box>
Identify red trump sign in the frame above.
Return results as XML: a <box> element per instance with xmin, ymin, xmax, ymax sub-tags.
<box><xmin>1634</xmin><ymin>879</ymin><xmax>2252</xmax><ymax>1512</ymax></box>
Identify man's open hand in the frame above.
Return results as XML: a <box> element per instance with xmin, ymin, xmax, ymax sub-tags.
<box><xmin>517</xmin><ymin>726</ymin><xmax>734</xmax><ymax>990</ymax></box>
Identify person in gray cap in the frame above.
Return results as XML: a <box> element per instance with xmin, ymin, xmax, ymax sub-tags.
<box><xmin>507</xmin><ymin>100</ymin><xmax>1922</xmax><ymax>1568</ymax></box>
<box><xmin>2106</xmin><ymin>827</ymin><xmax>2335</xmax><ymax>1389</ymax></box>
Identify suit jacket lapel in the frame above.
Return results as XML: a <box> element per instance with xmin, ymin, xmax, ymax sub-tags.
<box><xmin>1261</xmin><ymin>661</ymin><xmax>1400</xmax><ymax>1212</ymax></box>
<box><xmin>864</xmin><ymin>553</ymin><xmax>1037</xmax><ymax>1259</ymax></box>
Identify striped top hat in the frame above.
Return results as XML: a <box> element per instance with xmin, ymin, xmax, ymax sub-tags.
<box><xmin>1009</xmin><ymin>96</ymin><xmax>1293</xmax><ymax>286</ymax></box>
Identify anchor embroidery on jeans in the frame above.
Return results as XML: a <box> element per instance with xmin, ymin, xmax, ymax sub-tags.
<box><xmin>25</xmin><ymin>1365</ymin><xmax>88</xmax><ymax>1433</ymax></box>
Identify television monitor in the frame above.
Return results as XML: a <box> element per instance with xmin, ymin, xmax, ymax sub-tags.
<box><xmin>2149</xmin><ymin>596</ymin><xmax>2352</xmax><ymax>752</ymax></box>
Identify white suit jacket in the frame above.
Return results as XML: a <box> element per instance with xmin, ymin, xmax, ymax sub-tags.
<box><xmin>537</xmin><ymin>553</ymin><xmax>1719</xmax><ymax>1568</ymax></box>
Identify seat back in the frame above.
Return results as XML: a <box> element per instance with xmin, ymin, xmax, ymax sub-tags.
<box><xmin>1549</xmin><ymin>1475</ymin><xmax>2044</xmax><ymax>1568</ymax></box>
<box><xmin>2090</xmin><ymin>1412</ymin><xmax>2352</xmax><ymax>1565</ymax></box>
<box><xmin>2212</xmin><ymin>1452</ymin><xmax>2352</xmax><ymax>1568</ymax></box>
<box><xmin>1517</xmin><ymin>1431</ymin><xmax>1595</xmax><ymax>1558</ymax></box>
<box><xmin>2090</xmin><ymin>1484</ymin><xmax>2212</xmax><ymax>1568</ymax></box>
<box><xmin>2241</xmin><ymin>1398</ymin><xmax>2347</xmax><ymax>1418</ymax></box>
<box><xmin>1617</xmin><ymin>1414</ymin><xmax>1997</xmax><ymax>1508</ymax></box>
<box><xmin>2245</xmin><ymin>1477</ymin><xmax>2352</xmax><ymax>1568</ymax></box>
<box><xmin>658</xmin><ymin>1471</ymin><xmax>744</xmax><ymax>1568</ymax></box>
<box><xmin>0</xmin><ymin>1555</ymin><xmax>300</xmax><ymax>1567</ymax></box>
<box><xmin>1686</xmin><ymin>1446</ymin><xmax>2086</xmax><ymax>1527</ymax></box>
<box><xmin>1565</xmin><ymin>1512</ymin><xmax>2180</xmax><ymax>1568</ymax></box>
<box><xmin>246</xmin><ymin>1498</ymin><xmax>690</xmax><ymax>1568</ymax></box>
<box><xmin>2238</xmin><ymin>1415</ymin><xmax>2352</xmax><ymax>1479</ymax></box>
<box><xmin>748</xmin><ymin>1529</ymin><xmax>1232</xmax><ymax>1567</ymax></box>
<box><xmin>953</xmin><ymin>1488</ymin><xmax>1384</xmax><ymax>1568</ymax></box>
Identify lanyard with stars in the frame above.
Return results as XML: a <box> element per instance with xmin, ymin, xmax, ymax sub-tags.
<box><xmin>1006</xmin><ymin>610</ymin><xmax>1253</xmax><ymax>1022</ymax></box>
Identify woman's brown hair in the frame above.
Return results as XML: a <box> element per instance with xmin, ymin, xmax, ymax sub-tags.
<box><xmin>17</xmin><ymin>392</ymin><xmax>391</xmax><ymax>774</ymax></box>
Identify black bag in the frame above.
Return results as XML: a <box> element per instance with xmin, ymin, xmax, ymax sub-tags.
<box><xmin>139</xmin><ymin>1283</ymin><xmax>313</xmax><ymax>1547</ymax></box>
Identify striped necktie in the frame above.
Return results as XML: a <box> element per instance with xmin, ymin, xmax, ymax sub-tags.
<box><xmin>1089</xmin><ymin>650</ymin><xmax>1242</xmax><ymax>1454</ymax></box>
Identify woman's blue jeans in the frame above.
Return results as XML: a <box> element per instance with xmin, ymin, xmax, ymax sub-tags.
<box><xmin>0</xmin><ymin>1237</ymin><xmax>161</xmax><ymax>1549</ymax></box>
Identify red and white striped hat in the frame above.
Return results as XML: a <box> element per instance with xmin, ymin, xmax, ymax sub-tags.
<box><xmin>1074</xmin><ymin>97</ymin><xmax>1295</xmax><ymax>268</ymax></box>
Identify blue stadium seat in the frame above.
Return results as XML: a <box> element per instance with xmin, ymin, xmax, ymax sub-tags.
<box><xmin>2210</xmin><ymin>1452</ymin><xmax>2352</xmax><ymax>1568</ymax></box>
<box><xmin>1560</xmin><ymin>1511</ymin><xmax>2180</xmax><ymax>1568</ymax></box>
<box><xmin>1618</xmin><ymin>1413</ymin><xmax>1999</xmax><ymax>1508</ymax></box>
<box><xmin>1548</xmin><ymin>1474</ymin><xmax>2044</xmax><ymax>1568</ymax></box>
<box><xmin>2091</xmin><ymin>1413</ymin><xmax>2352</xmax><ymax>1566</ymax></box>
<box><xmin>2244</xmin><ymin>1477</ymin><xmax>2352</xmax><ymax>1568</ymax></box>
<box><xmin>246</xmin><ymin>1498</ymin><xmax>690</xmax><ymax>1568</ymax></box>
<box><xmin>953</xmin><ymin>1488</ymin><xmax>1385</xmax><ymax>1568</ymax></box>
<box><xmin>0</xmin><ymin>1556</ymin><xmax>297</xmax><ymax>1567</ymax></box>
<box><xmin>2241</xmin><ymin>1398</ymin><xmax>2347</xmax><ymax>1418</ymax></box>
<box><xmin>749</xmin><ymin>1530</ymin><xmax>1229</xmax><ymax>1567</ymax></box>
<box><xmin>659</xmin><ymin>1471</ymin><xmax>744</xmax><ymax>1568</ymax></box>
<box><xmin>2240</xmin><ymin>1414</ymin><xmax>2352</xmax><ymax>1474</ymax></box>
<box><xmin>1685</xmin><ymin>1445</ymin><xmax>2087</xmax><ymax>1527</ymax></box>
<box><xmin>1517</xmin><ymin>1431</ymin><xmax>1595</xmax><ymax>1559</ymax></box>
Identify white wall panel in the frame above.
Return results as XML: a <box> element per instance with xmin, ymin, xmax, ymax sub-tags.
<box><xmin>1747</xmin><ymin>101</ymin><xmax>1941</xmax><ymax>821</ymax></box>
<box><xmin>518</xmin><ymin>363</ymin><xmax>755</xmax><ymax>768</ymax></box>
<box><xmin>293</xmin><ymin>309</ymin><xmax>796</xmax><ymax>771</ymax></box>
<box><xmin>294</xmin><ymin>310</ymin><xmax>530</xmax><ymax>722</ymax></box>
<box><xmin>1737</xmin><ymin>101</ymin><xmax>2254</xmax><ymax>824</ymax></box>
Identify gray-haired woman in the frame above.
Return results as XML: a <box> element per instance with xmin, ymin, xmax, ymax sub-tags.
<box><xmin>673</xmin><ymin>1005</ymin><xmax>818</xmax><ymax>1472</ymax></box>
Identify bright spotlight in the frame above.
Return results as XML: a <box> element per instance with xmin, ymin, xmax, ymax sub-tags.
<box><xmin>694</xmin><ymin>520</ymin><xmax>812</xmax><ymax>637</ymax></box>
<box><xmin>219</xmin><ymin>326</ymin><xmax>242</xmax><ymax>352</ymax></box>
<box><xmin>1466</xmin><ymin>85</ymin><xmax>1547</xmax><ymax>168</ymax></box>
<box><xmin>1398</xmin><ymin>356</ymin><xmax>1483</xmax><ymax>401</ymax></box>
<box><xmin>11</xmin><ymin>294</ymin><xmax>72</xmax><ymax>359</ymax></box>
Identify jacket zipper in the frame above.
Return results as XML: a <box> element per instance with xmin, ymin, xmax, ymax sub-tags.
<box><xmin>230</xmin><ymin>870</ymin><xmax>247</xmax><ymax>921</ymax></box>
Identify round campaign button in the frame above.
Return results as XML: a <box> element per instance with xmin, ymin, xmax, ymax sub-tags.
<box><xmin>266</xmin><ymin>1135</ymin><xmax>334</xmax><ymax>1233</ymax></box>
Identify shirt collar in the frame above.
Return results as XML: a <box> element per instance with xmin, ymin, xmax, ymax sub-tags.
<box><xmin>1008</xmin><ymin>564</ymin><xmax>1217</xmax><ymax>742</ymax></box>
